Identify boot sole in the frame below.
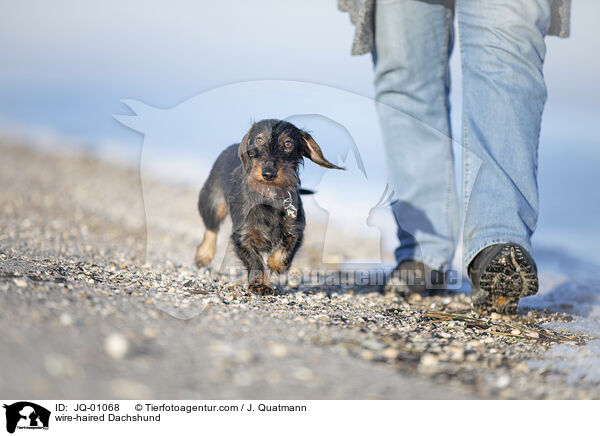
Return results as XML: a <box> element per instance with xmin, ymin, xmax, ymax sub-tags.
<box><xmin>472</xmin><ymin>244</ymin><xmax>538</xmax><ymax>314</ymax></box>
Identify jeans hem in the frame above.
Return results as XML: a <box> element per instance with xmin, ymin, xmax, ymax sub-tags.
<box><xmin>395</xmin><ymin>253</ymin><xmax>453</xmax><ymax>272</ymax></box>
<box><xmin>464</xmin><ymin>237</ymin><xmax>533</xmax><ymax>269</ymax></box>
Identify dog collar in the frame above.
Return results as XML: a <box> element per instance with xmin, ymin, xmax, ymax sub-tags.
<box><xmin>249</xmin><ymin>180</ymin><xmax>288</xmax><ymax>199</ymax></box>
<box><xmin>249</xmin><ymin>181</ymin><xmax>298</xmax><ymax>218</ymax></box>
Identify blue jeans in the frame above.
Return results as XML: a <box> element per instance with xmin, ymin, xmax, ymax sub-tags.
<box><xmin>373</xmin><ymin>0</ymin><xmax>552</xmax><ymax>270</ymax></box>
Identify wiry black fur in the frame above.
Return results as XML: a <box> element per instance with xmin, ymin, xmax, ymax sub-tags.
<box><xmin>196</xmin><ymin>119</ymin><xmax>342</xmax><ymax>294</ymax></box>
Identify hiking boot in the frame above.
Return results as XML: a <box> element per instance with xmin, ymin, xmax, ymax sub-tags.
<box><xmin>468</xmin><ymin>243</ymin><xmax>538</xmax><ymax>314</ymax></box>
<box><xmin>384</xmin><ymin>260</ymin><xmax>443</xmax><ymax>295</ymax></box>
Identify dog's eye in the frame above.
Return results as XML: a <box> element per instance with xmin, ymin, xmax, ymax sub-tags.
<box><xmin>248</xmin><ymin>148</ymin><xmax>258</xmax><ymax>157</ymax></box>
<box><xmin>255</xmin><ymin>137</ymin><xmax>265</xmax><ymax>145</ymax></box>
<box><xmin>283</xmin><ymin>140</ymin><xmax>293</xmax><ymax>151</ymax></box>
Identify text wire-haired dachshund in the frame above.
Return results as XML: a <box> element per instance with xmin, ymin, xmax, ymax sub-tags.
<box><xmin>195</xmin><ymin>119</ymin><xmax>343</xmax><ymax>294</ymax></box>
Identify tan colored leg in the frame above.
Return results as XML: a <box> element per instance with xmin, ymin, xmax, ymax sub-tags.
<box><xmin>268</xmin><ymin>248</ymin><xmax>289</xmax><ymax>273</ymax></box>
<box><xmin>195</xmin><ymin>230</ymin><xmax>217</xmax><ymax>267</ymax></box>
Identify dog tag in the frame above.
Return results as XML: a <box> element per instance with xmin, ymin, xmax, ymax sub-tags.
<box><xmin>283</xmin><ymin>192</ymin><xmax>297</xmax><ymax>218</ymax></box>
<box><xmin>285</xmin><ymin>205</ymin><xmax>297</xmax><ymax>218</ymax></box>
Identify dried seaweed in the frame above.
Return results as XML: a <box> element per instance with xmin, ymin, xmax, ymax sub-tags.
<box><xmin>424</xmin><ymin>311</ymin><xmax>589</xmax><ymax>344</ymax></box>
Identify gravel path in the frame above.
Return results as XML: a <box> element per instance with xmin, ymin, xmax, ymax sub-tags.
<box><xmin>0</xmin><ymin>141</ymin><xmax>596</xmax><ymax>399</ymax></box>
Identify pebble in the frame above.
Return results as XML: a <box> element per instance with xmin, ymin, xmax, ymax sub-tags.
<box><xmin>268</xmin><ymin>343</ymin><xmax>289</xmax><ymax>358</ymax></box>
<box><xmin>13</xmin><ymin>278</ymin><xmax>27</xmax><ymax>288</ymax></box>
<box><xmin>43</xmin><ymin>354</ymin><xmax>78</xmax><ymax>377</ymax></box>
<box><xmin>104</xmin><ymin>333</ymin><xmax>129</xmax><ymax>360</ymax></box>
<box><xmin>420</xmin><ymin>354</ymin><xmax>439</xmax><ymax>368</ymax></box>
<box><xmin>495</xmin><ymin>375</ymin><xmax>511</xmax><ymax>389</ymax></box>
<box><xmin>293</xmin><ymin>366</ymin><xmax>315</xmax><ymax>382</ymax></box>
<box><xmin>514</xmin><ymin>362</ymin><xmax>530</xmax><ymax>372</ymax></box>
<box><xmin>265</xmin><ymin>370</ymin><xmax>283</xmax><ymax>385</ymax></box>
<box><xmin>362</xmin><ymin>339</ymin><xmax>386</xmax><ymax>351</ymax></box>
<box><xmin>59</xmin><ymin>313</ymin><xmax>74</xmax><ymax>327</ymax></box>
<box><xmin>110</xmin><ymin>379</ymin><xmax>153</xmax><ymax>399</ymax></box>
<box><xmin>466</xmin><ymin>353</ymin><xmax>479</xmax><ymax>362</ymax></box>
<box><xmin>360</xmin><ymin>350</ymin><xmax>375</xmax><ymax>361</ymax></box>
<box><xmin>448</xmin><ymin>346</ymin><xmax>465</xmax><ymax>362</ymax></box>
<box><xmin>382</xmin><ymin>348</ymin><xmax>400</xmax><ymax>360</ymax></box>
<box><xmin>234</xmin><ymin>349</ymin><xmax>254</xmax><ymax>364</ymax></box>
<box><xmin>143</xmin><ymin>327</ymin><xmax>159</xmax><ymax>339</ymax></box>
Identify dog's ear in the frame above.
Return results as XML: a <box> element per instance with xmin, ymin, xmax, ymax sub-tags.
<box><xmin>237</xmin><ymin>129</ymin><xmax>252</xmax><ymax>172</ymax></box>
<box><xmin>300</xmin><ymin>131</ymin><xmax>344</xmax><ymax>170</ymax></box>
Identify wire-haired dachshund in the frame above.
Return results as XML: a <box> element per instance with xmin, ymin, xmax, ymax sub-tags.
<box><xmin>195</xmin><ymin>119</ymin><xmax>343</xmax><ymax>294</ymax></box>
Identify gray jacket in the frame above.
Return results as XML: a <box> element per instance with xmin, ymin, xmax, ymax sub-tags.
<box><xmin>338</xmin><ymin>0</ymin><xmax>571</xmax><ymax>55</ymax></box>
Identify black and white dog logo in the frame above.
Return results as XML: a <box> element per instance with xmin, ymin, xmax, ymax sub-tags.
<box><xmin>3</xmin><ymin>402</ymin><xmax>50</xmax><ymax>433</ymax></box>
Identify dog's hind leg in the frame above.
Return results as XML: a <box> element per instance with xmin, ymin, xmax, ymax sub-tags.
<box><xmin>196</xmin><ymin>178</ymin><xmax>228</xmax><ymax>268</ymax></box>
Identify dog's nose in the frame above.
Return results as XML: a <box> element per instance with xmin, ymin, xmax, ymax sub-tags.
<box><xmin>262</xmin><ymin>167</ymin><xmax>277</xmax><ymax>181</ymax></box>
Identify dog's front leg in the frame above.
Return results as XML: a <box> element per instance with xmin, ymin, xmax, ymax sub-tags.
<box><xmin>232</xmin><ymin>232</ymin><xmax>273</xmax><ymax>295</ymax></box>
<box><xmin>268</xmin><ymin>232</ymin><xmax>303</xmax><ymax>274</ymax></box>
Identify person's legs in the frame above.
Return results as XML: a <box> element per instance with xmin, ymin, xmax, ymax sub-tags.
<box><xmin>458</xmin><ymin>0</ymin><xmax>552</xmax><ymax>311</ymax></box>
<box><xmin>373</xmin><ymin>0</ymin><xmax>459</xmax><ymax>273</ymax></box>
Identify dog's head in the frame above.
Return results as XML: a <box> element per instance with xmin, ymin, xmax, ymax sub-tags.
<box><xmin>238</xmin><ymin>119</ymin><xmax>343</xmax><ymax>190</ymax></box>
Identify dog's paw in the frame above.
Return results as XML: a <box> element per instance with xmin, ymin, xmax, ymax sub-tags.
<box><xmin>195</xmin><ymin>244</ymin><xmax>214</xmax><ymax>268</ymax></box>
<box><xmin>195</xmin><ymin>231</ymin><xmax>217</xmax><ymax>268</ymax></box>
<box><xmin>194</xmin><ymin>255</ymin><xmax>210</xmax><ymax>268</ymax></box>
<box><xmin>249</xmin><ymin>284</ymin><xmax>275</xmax><ymax>295</ymax></box>
<box><xmin>194</xmin><ymin>254</ymin><xmax>211</xmax><ymax>268</ymax></box>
